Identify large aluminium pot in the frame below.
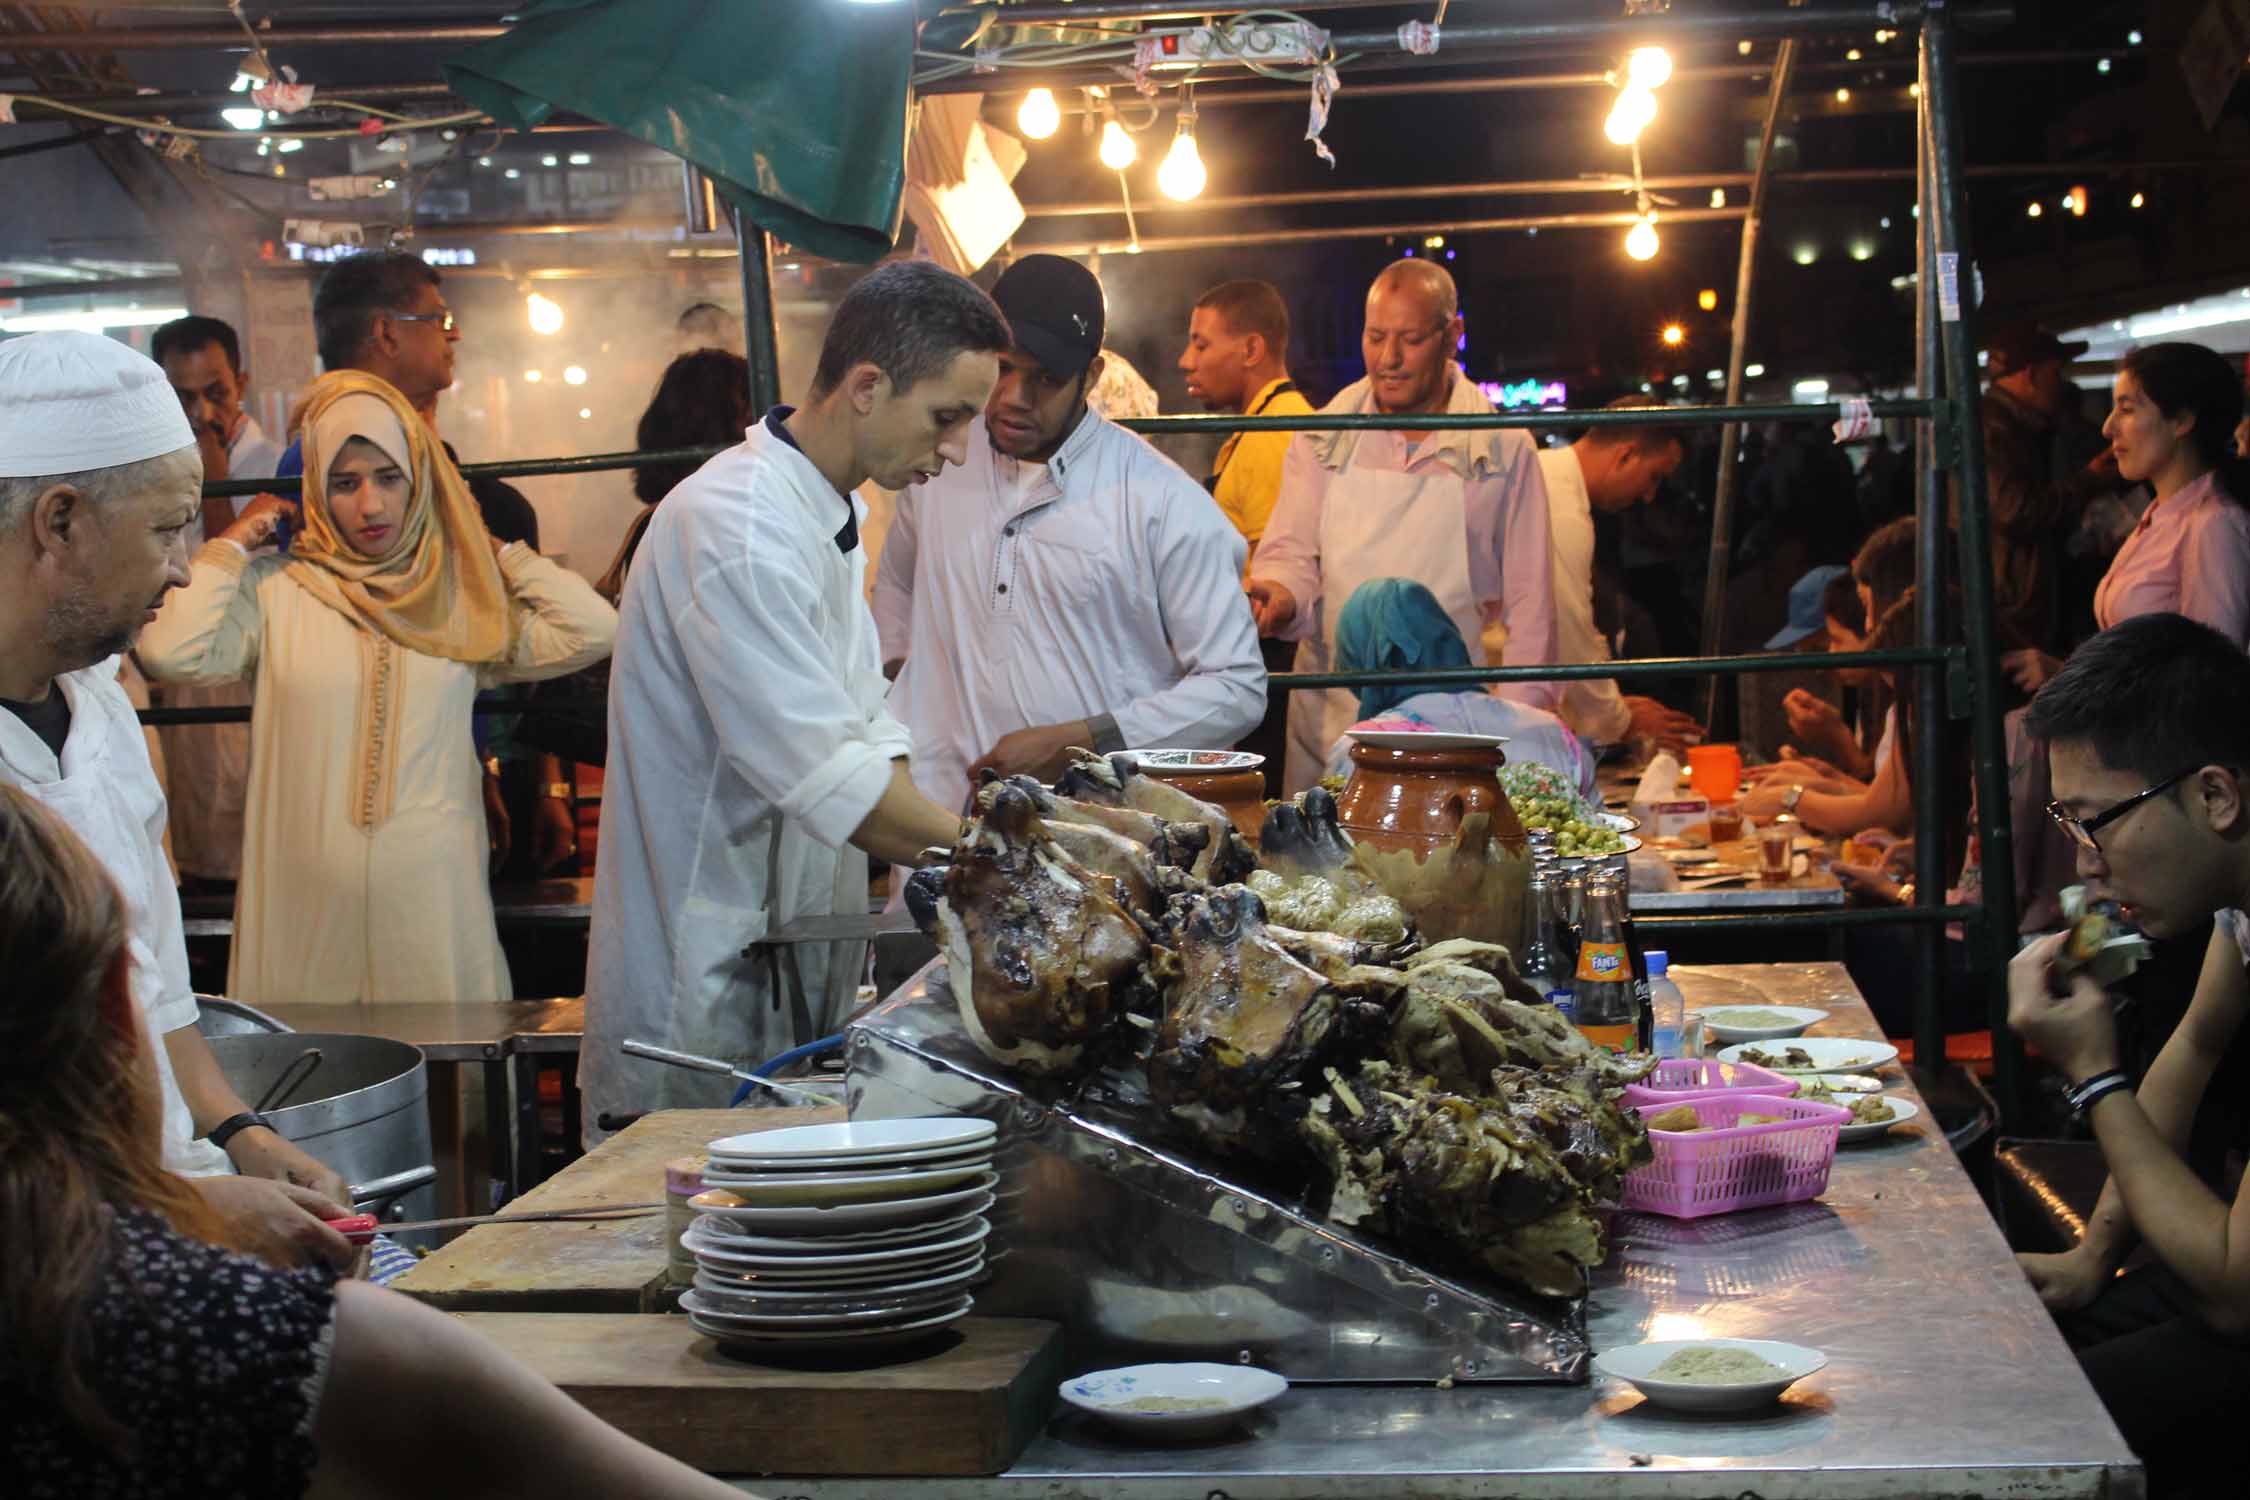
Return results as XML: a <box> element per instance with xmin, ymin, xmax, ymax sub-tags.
<box><xmin>205</xmin><ymin>1032</ymin><xmax>439</xmax><ymax>1232</ymax></box>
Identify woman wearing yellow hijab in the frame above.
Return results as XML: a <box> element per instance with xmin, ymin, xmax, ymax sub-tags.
<box><xmin>141</xmin><ymin>371</ymin><xmax>617</xmax><ymax>1005</ymax></box>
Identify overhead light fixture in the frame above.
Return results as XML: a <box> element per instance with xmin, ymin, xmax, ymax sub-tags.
<box><xmin>568</xmin><ymin>152</ymin><xmax>592</xmax><ymax>166</ymax></box>
<box><xmin>2027</xmin><ymin>201</ymin><xmax>2043</xmax><ymax>218</ymax></box>
<box><xmin>1879</xmin><ymin>215</ymin><xmax>1891</xmax><ymax>228</ymax></box>
<box><xmin>478</xmin><ymin>156</ymin><xmax>492</xmax><ymax>167</ymax></box>
<box><xmin>1710</xmin><ymin>187</ymin><xmax>1727</xmax><ymax>209</ymax></box>
<box><xmin>1624</xmin><ymin>213</ymin><xmax>1660</xmax><ymax>261</ymax></box>
<box><xmin>579</xmin><ymin>408</ymin><xmax>593</xmax><ymax>419</ymax></box>
<box><xmin>2130</xmin><ymin>191</ymin><xmax>2146</xmax><ymax>209</ymax></box>
<box><xmin>1745</xmin><ymin>363</ymin><xmax>1766</xmax><ymax>377</ymax></box>
<box><xmin>221</xmin><ymin>106</ymin><xmax>265</xmax><ymax>131</ymax></box>
<box><xmin>1846</xmin><ymin>48</ymin><xmax>1863</xmax><ymax>61</ymax></box>
<box><xmin>1698</xmin><ymin>288</ymin><xmax>1719</xmax><ymax>311</ymax></box>
<box><xmin>1794</xmin><ymin>378</ymin><xmax>1831</xmax><ymax>398</ymax></box>
<box><xmin>229</xmin><ymin>71</ymin><xmax>257</xmax><ymax>93</ymax></box>
<box><xmin>1850</xmin><ymin>241</ymin><xmax>1875</xmax><ymax>261</ymax></box>
<box><xmin>2067</xmin><ymin>186</ymin><xmax>2088</xmax><ymax>217</ymax></box>
<box><xmin>524</xmin><ymin>369</ymin><xmax>543</xmax><ymax>383</ymax></box>
<box><xmin>1660</xmin><ymin>322</ymin><xmax>1685</xmax><ymax>346</ymax></box>
<box><xmin>1</xmin><ymin>305</ymin><xmax>189</xmax><ymax>334</ymax></box>
<box><xmin>527</xmin><ymin>292</ymin><xmax>565</xmax><ymax>336</ymax></box>
<box><xmin>1605</xmin><ymin>86</ymin><xmax>1658</xmax><ymax>145</ymax></box>
<box><xmin>277</xmin><ymin>137</ymin><xmax>303</xmax><ymax>154</ymax></box>
<box><xmin>1017</xmin><ymin>87</ymin><xmax>1061</xmax><ymax>140</ymax></box>
<box><xmin>1835</xmin><ymin>87</ymin><xmax>1852</xmax><ymax>103</ymax></box>
<box><xmin>1157</xmin><ymin>105</ymin><xmax>1206</xmax><ymax>201</ymax></box>
<box><xmin>563</xmin><ymin>365</ymin><xmax>588</xmax><ymax>386</ymax></box>
<box><xmin>1098</xmin><ymin>117</ymin><xmax>1137</xmax><ymax>170</ymax></box>
<box><xmin>1626</xmin><ymin>47</ymin><xmax>1672</xmax><ymax>90</ymax></box>
<box><xmin>504</xmin><ymin>168</ymin><xmax>522</xmax><ymax>180</ymax></box>
<box><xmin>1737</xmin><ymin>39</ymin><xmax>1753</xmax><ymax>55</ymax></box>
<box><xmin>1874</xmin><ymin>29</ymin><xmax>1893</xmax><ymax>43</ymax></box>
<box><xmin>1706</xmin><ymin>369</ymin><xmax>1724</xmax><ymax>381</ymax></box>
<box><xmin>1793</xmin><ymin>244</ymin><xmax>1818</xmax><ymax>265</ymax></box>
<box><xmin>1909</xmin><ymin>82</ymin><xmax>1921</xmax><ymax>97</ymax></box>
<box><xmin>2097</xmin><ymin>58</ymin><xmax>2113</xmax><ymax>74</ymax></box>
<box><xmin>541</xmin><ymin>154</ymin><xmax>559</xmax><ymax>167</ymax></box>
<box><xmin>2128</xmin><ymin>29</ymin><xmax>2143</xmax><ymax>45</ymax></box>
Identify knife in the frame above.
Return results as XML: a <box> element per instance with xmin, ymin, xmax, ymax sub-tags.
<box><xmin>325</xmin><ymin>1202</ymin><xmax>664</xmax><ymax>1243</ymax></box>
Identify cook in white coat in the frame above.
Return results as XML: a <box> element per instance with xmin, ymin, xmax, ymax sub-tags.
<box><xmin>0</xmin><ymin>331</ymin><xmax>354</xmax><ymax>1268</ymax></box>
<box><xmin>581</xmin><ymin>263</ymin><xmax>1013</xmax><ymax>1140</ymax></box>
<box><xmin>1536</xmin><ymin>402</ymin><xmax>1705</xmax><ymax>751</ymax></box>
<box><xmin>1247</xmin><ymin>258</ymin><xmax>1561</xmax><ymax>795</ymax></box>
<box><xmin>873</xmin><ymin>254</ymin><xmax>1265</xmax><ymax>801</ymax></box>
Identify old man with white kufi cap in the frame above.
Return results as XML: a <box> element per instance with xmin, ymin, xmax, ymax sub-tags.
<box><xmin>0</xmin><ymin>331</ymin><xmax>358</xmax><ymax>1268</ymax></box>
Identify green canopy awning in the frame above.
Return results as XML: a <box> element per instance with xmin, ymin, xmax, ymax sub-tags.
<box><xmin>443</xmin><ymin>0</ymin><xmax>914</xmax><ymax>263</ymax></box>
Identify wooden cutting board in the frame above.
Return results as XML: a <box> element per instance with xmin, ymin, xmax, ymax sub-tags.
<box><xmin>457</xmin><ymin>1312</ymin><xmax>1063</xmax><ymax>1476</ymax></box>
<box><xmin>396</xmin><ymin>1106</ymin><xmax>842</xmax><ymax>1312</ymax></box>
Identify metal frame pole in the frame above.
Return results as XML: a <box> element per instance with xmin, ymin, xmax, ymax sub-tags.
<box><xmin>1699</xmin><ymin>39</ymin><xmax>1797</xmax><ymax>725</ymax></box>
<box><xmin>733</xmin><ymin>206</ymin><xmax>783</xmax><ymax>415</ymax></box>
<box><xmin>1924</xmin><ymin>2</ymin><xmax>2023</xmax><ymax>1124</ymax></box>
<box><xmin>1910</xmin><ymin>46</ymin><xmax>1949</xmax><ymax>1087</ymax></box>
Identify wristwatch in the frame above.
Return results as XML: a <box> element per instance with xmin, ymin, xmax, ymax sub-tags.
<box><xmin>1780</xmin><ymin>784</ymin><xmax>1805</xmax><ymax>813</ymax></box>
<box><xmin>207</xmin><ymin>1111</ymin><xmax>274</xmax><ymax>1153</ymax></box>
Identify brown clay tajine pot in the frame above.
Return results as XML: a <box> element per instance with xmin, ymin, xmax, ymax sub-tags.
<box><xmin>1129</xmin><ymin>750</ymin><xmax>1270</xmax><ymax>849</ymax></box>
<box><xmin>1334</xmin><ymin>741</ymin><xmax>1529</xmax><ymax>947</ymax></box>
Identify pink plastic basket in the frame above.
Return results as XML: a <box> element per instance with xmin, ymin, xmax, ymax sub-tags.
<box><xmin>1621</xmin><ymin>1093</ymin><xmax>1853</xmax><ymax>1219</ymax></box>
<box><xmin>1620</xmin><ymin>1057</ymin><xmax>1801</xmax><ymax>1109</ymax></box>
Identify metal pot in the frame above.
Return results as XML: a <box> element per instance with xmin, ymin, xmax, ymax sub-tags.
<box><xmin>206</xmin><ymin>1032</ymin><xmax>439</xmax><ymax>1235</ymax></box>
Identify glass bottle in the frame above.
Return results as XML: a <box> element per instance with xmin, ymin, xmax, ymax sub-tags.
<box><xmin>1571</xmin><ymin>870</ymin><xmax>1641</xmax><ymax>1053</ymax></box>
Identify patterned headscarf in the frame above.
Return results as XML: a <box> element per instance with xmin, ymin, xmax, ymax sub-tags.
<box><xmin>286</xmin><ymin>370</ymin><xmax>512</xmax><ymax>665</ymax></box>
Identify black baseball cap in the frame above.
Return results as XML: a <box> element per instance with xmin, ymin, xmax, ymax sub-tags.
<box><xmin>991</xmin><ymin>254</ymin><xmax>1106</xmax><ymax>380</ymax></box>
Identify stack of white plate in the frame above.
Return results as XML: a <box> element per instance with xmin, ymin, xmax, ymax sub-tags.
<box><xmin>679</xmin><ymin>1117</ymin><xmax>998</xmax><ymax>1356</ymax></box>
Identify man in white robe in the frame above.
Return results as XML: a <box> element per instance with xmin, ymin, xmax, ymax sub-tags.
<box><xmin>581</xmin><ymin>263</ymin><xmax>1011</xmax><ymax>1139</ymax></box>
<box><xmin>0</xmin><ymin>331</ymin><xmax>354</xmax><ymax>1267</ymax></box>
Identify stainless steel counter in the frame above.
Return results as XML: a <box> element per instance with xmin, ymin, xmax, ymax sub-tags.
<box><xmin>751</xmin><ymin>963</ymin><xmax>2139</xmax><ymax>1499</ymax></box>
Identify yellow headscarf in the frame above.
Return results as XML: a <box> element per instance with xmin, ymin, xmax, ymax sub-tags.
<box><xmin>286</xmin><ymin>370</ymin><xmax>513</xmax><ymax>665</ymax></box>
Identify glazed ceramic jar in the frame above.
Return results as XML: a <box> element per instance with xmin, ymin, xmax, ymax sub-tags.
<box><xmin>1128</xmin><ymin>750</ymin><xmax>1270</xmax><ymax>848</ymax></box>
<box><xmin>1335</xmin><ymin>742</ymin><xmax>1530</xmax><ymax>946</ymax></box>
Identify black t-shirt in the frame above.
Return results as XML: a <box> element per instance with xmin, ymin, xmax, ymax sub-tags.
<box><xmin>442</xmin><ymin>440</ymin><xmax>541</xmax><ymax>549</ymax></box>
<box><xmin>1</xmin><ymin>688</ymin><xmax>71</xmax><ymax>761</ymax></box>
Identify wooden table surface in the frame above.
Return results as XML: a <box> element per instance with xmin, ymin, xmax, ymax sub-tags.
<box><xmin>394</xmin><ymin>1105</ymin><xmax>843</xmax><ymax>1311</ymax></box>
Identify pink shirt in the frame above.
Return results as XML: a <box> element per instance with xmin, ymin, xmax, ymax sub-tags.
<box><xmin>1256</xmin><ymin>367</ymin><xmax>1559</xmax><ymax>707</ymax></box>
<box><xmin>2093</xmin><ymin>470</ymin><xmax>2250</xmax><ymax>647</ymax></box>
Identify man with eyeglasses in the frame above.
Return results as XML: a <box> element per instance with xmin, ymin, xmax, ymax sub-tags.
<box><xmin>2008</xmin><ymin>611</ymin><xmax>2250</xmax><ymax>1493</ymax></box>
<box><xmin>1245</xmin><ymin>257</ymin><xmax>1557</xmax><ymax>794</ymax></box>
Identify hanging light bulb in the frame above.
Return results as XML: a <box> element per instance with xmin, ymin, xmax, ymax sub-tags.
<box><xmin>1157</xmin><ymin>108</ymin><xmax>1205</xmax><ymax>201</ymax></box>
<box><xmin>1098</xmin><ymin>117</ymin><xmax>1137</xmax><ymax>170</ymax></box>
<box><xmin>1626</xmin><ymin>47</ymin><xmax>1673</xmax><ymax>90</ymax></box>
<box><xmin>526</xmin><ymin>292</ymin><xmax>565</xmax><ymax>336</ymax></box>
<box><xmin>1604</xmin><ymin>86</ymin><xmax>1658</xmax><ymax>146</ymax></box>
<box><xmin>1017</xmin><ymin>87</ymin><xmax>1061</xmax><ymax>140</ymax></box>
<box><xmin>1625</xmin><ymin>213</ymin><xmax>1660</xmax><ymax>262</ymax></box>
<box><xmin>221</xmin><ymin>106</ymin><xmax>266</xmax><ymax>131</ymax></box>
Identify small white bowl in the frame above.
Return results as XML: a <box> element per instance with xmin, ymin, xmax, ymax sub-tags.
<box><xmin>1125</xmin><ymin>748</ymin><xmax>1266</xmax><ymax>773</ymax></box>
<box><xmin>1059</xmin><ymin>1361</ymin><xmax>1287</xmax><ymax>1441</ymax></box>
<box><xmin>1699</xmin><ymin>1004</ymin><xmax>1829</xmax><ymax>1044</ymax></box>
<box><xmin>1593</xmin><ymin>1338</ymin><xmax>1827</xmax><ymax>1414</ymax></box>
<box><xmin>1716</xmin><ymin>1037</ymin><xmax>1901</xmax><ymax>1075</ymax></box>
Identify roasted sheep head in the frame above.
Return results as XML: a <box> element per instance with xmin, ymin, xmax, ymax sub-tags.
<box><xmin>1148</xmin><ymin>884</ymin><xmax>1404</xmax><ymax>1156</ymax></box>
<box><xmin>1301</xmin><ymin>1061</ymin><xmax>1614</xmax><ymax>1299</ymax></box>
<box><xmin>1054</xmin><ymin>751</ymin><xmax>1258</xmax><ymax>885</ymax></box>
<box><xmin>906</xmin><ymin>781</ymin><xmax>1151</xmax><ymax>1077</ymax></box>
<box><xmin>998</xmin><ymin>773</ymin><xmax>1213</xmax><ymax>877</ymax></box>
<box><xmin>1385</xmin><ymin>955</ymin><xmax>1657</xmax><ymax>1096</ymax></box>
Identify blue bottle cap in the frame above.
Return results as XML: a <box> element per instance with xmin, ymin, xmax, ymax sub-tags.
<box><xmin>1646</xmin><ymin>950</ymin><xmax>1669</xmax><ymax>976</ymax></box>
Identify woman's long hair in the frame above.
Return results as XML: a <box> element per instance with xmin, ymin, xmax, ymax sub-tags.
<box><xmin>2121</xmin><ymin>342</ymin><xmax>2250</xmax><ymax>502</ymax></box>
<box><xmin>0</xmin><ymin>785</ymin><xmax>234</xmax><ymax>1443</ymax></box>
<box><xmin>632</xmin><ymin>349</ymin><xmax>752</xmax><ymax>506</ymax></box>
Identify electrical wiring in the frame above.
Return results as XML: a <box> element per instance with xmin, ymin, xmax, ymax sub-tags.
<box><xmin>9</xmin><ymin>92</ymin><xmax>490</xmax><ymax>141</ymax></box>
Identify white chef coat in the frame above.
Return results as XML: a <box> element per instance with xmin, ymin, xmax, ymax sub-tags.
<box><xmin>1257</xmin><ymin>366</ymin><xmax>1558</xmax><ymax>793</ymax></box>
<box><xmin>872</xmin><ymin>410</ymin><xmax>1265</xmax><ymax>807</ymax></box>
<box><xmin>0</xmin><ymin>660</ymin><xmax>232</xmax><ymax>1179</ymax></box>
<box><xmin>580</xmin><ymin>417</ymin><xmax>913</xmax><ymax>1141</ymax></box>
<box><xmin>1536</xmin><ymin>445</ymin><xmax>1634</xmax><ymax>744</ymax></box>
<box><xmin>161</xmin><ymin>416</ymin><xmax>284</xmax><ymax>880</ymax></box>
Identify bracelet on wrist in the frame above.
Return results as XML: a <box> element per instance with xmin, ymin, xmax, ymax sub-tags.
<box><xmin>206</xmin><ymin>1111</ymin><xmax>274</xmax><ymax>1153</ymax></box>
<box><xmin>2066</xmin><ymin>1069</ymin><xmax>2130</xmax><ymax>1116</ymax></box>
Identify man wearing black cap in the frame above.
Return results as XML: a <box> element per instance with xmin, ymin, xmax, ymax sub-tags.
<box><xmin>1978</xmin><ymin>319</ymin><xmax>2121</xmax><ymax>655</ymax></box>
<box><xmin>873</xmin><ymin>254</ymin><xmax>1265</xmax><ymax>800</ymax></box>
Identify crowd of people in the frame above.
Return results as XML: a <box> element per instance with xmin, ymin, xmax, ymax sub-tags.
<box><xmin>2</xmin><ymin>238</ymin><xmax>2248</xmax><ymax>1493</ymax></box>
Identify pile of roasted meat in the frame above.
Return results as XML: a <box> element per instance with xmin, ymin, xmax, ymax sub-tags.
<box><xmin>903</xmin><ymin>750</ymin><xmax>1654</xmax><ymax>1298</ymax></box>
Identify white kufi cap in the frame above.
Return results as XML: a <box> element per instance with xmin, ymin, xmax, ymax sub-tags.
<box><xmin>0</xmin><ymin>330</ymin><xmax>197</xmax><ymax>478</ymax></box>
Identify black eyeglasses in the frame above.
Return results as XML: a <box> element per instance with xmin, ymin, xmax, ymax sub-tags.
<box><xmin>2047</xmin><ymin>766</ymin><xmax>2201</xmax><ymax>854</ymax></box>
<box><xmin>389</xmin><ymin>308</ymin><xmax>456</xmax><ymax>333</ymax></box>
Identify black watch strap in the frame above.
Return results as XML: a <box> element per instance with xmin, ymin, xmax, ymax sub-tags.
<box><xmin>206</xmin><ymin>1111</ymin><xmax>273</xmax><ymax>1152</ymax></box>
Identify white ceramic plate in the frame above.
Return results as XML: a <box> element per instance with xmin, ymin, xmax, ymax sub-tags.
<box><xmin>1059</xmin><ymin>1361</ymin><xmax>1288</xmax><ymax>1441</ymax></box>
<box><xmin>684</xmin><ymin>1218</ymin><xmax>990</xmax><ymax>1269</ymax></box>
<box><xmin>706</xmin><ymin>1141</ymin><xmax>994</xmax><ymax>1173</ymax></box>
<box><xmin>689</xmin><ymin>1249</ymin><xmax>983</xmax><ymax>1293</ymax></box>
<box><xmin>707</xmin><ymin>1117</ymin><xmax>995</xmax><ymax>1163</ymax></box>
<box><xmin>1593</xmin><ymin>1338</ymin><xmax>1827</xmax><ymax>1414</ymax></box>
<box><xmin>1716</xmin><ymin>1037</ymin><xmax>1901</xmax><ymax>1075</ymax></box>
<box><xmin>1126</xmin><ymin>748</ymin><xmax>1265</xmax><ymax>772</ymax></box>
<box><xmin>680</xmin><ymin>1286</ymin><xmax>975</xmax><ymax>1329</ymax></box>
<box><xmin>688</xmin><ymin>1295</ymin><xmax>974</xmax><ymax>1353</ymax></box>
<box><xmin>1820</xmin><ymin>1072</ymin><xmax>1886</xmax><ymax>1094</ymax></box>
<box><xmin>1698</xmin><ymin>1005</ymin><xmax>1830</xmax><ymax>1044</ymax></box>
<box><xmin>688</xmin><ymin>1182</ymin><xmax>995</xmax><ymax>1233</ymax></box>
<box><xmin>695</xmin><ymin>1161</ymin><xmax>991</xmax><ymax>1204</ymax></box>
<box><xmin>692</xmin><ymin>1259</ymin><xmax>984</xmax><ymax>1308</ymax></box>
<box><xmin>687</xmin><ymin>1208</ymin><xmax>988</xmax><ymax>1255</ymax></box>
<box><xmin>1818</xmin><ymin>1093</ymin><xmax>1921</xmax><ymax>1143</ymax></box>
<box><xmin>1345</xmin><ymin>729</ymin><xmax>1509</xmax><ymax>750</ymax></box>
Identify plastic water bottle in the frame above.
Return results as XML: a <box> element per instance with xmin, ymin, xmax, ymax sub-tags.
<box><xmin>1647</xmin><ymin>949</ymin><xmax>1687</xmax><ymax>1058</ymax></box>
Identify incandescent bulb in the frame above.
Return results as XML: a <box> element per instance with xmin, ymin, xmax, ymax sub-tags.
<box><xmin>221</xmin><ymin>106</ymin><xmax>265</xmax><ymax>131</ymax></box>
<box><xmin>1626</xmin><ymin>47</ymin><xmax>1672</xmax><ymax>90</ymax></box>
<box><xmin>1098</xmin><ymin>119</ymin><xmax>1137</xmax><ymax>170</ymax></box>
<box><xmin>1604</xmin><ymin>87</ymin><xmax>1658</xmax><ymax>146</ymax></box>
<box><xmin>1157</xmin><ymin>128</ymin><xmax>1206</xmax><ymax>201</ymax></box>
<box><xmin>1625</xmin><ymin>216</ymin><xmax>1660</xmax><ymax>261</ymax></box>
<box><xmin>527</xmin><ymin>293</ymin><xmax>564</xmax><ymax>336</ymax></box>
<box><xmin>1017</xmin><ymin>87</ymin><xmax>1061</xmax><ymax>140</ymax></box>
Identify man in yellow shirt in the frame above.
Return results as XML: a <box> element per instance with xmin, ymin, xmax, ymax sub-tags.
<box><xmin>1179</xmin><ymin>280</ymin><xmax>1315</xmax><ymax>562</ymax></box>
<box><xmin>1179</xmin><ymin>279</ymin><xmax>1314</xmax><ymax>784</ymax></box>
